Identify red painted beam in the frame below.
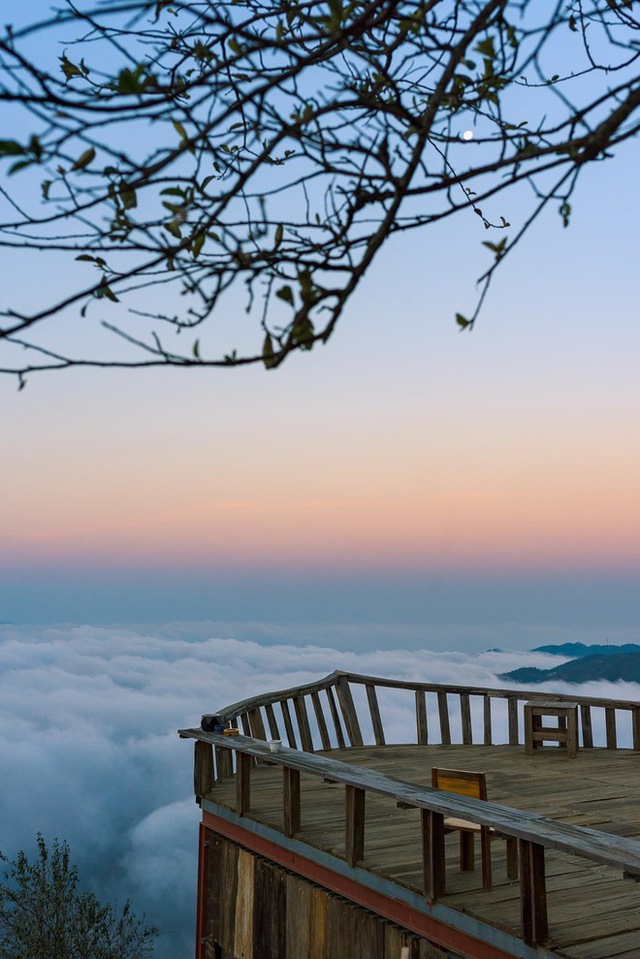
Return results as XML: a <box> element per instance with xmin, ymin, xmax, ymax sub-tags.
<box><xmin>201</xmin><ymin>810</ymin><xmax>518</xmax><ymax>959</ymax></box>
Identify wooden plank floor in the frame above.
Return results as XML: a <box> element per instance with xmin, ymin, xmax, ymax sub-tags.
<box><xmin>206</xmin><ymin>744</ymin><xmax>640</xmax><ymax>958</ymax></box>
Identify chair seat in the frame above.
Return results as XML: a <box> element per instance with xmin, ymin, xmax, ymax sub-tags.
<box><xmin>444</xmin><ymin>816</ymin><xmax>494</xmax><ymax>834</ymax></box>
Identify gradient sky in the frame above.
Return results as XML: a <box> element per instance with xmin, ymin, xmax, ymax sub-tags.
<box><xmin>1</xmin><ymin>8</ymin><xmax>639</xmax><ymax>634</ymax></box>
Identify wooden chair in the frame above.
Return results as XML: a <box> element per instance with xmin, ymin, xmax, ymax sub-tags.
<box><xmin>431</xmin><ymin>768</ymin><xmax>518</xmax><ymax>891</ymax></box>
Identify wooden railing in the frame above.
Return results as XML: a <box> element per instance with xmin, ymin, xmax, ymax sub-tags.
<box><xmin>180</xmin><ymin>727</ymin><xmax>640</xmax><ymax>948</ymax></box>
<box><xmin>184</xmin><ymin>673</ymin><xmax>640</xmax><ymax>947</ymax></box>
<box><xmin>213</xmin><ymin>670</ymin><xmax>640</xmax><ymax>759</ymax></box>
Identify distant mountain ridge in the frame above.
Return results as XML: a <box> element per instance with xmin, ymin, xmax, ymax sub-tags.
<box><xmin>533</xmin><ymin>642</ymin><xmax>640</xmax><ymax>658</ymax></box>
<box><xmin>499</xmin><ymin>643</ymin><xmax>640</xmax><ymax>685</ymax></box>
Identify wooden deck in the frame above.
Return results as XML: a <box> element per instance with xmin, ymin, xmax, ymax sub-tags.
<box><xmin>204</xmin><ymin>743</ymin><xmax>640</xmax><ymax>959</ymax></box>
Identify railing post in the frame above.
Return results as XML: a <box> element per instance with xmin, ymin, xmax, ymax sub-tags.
<box><xmin>345</xmin><ymin>785</ymin><xmax>365</xmax><ymax>866</ymax></box>
<box><xmin>519</xmin><ymin>839</ymin><xmax>548</xmax><ymax>945</ymax></box>
<box><xmin>415</xmin><ymin>690</ymin><xmax>428</xmax><ymax>744</ymax></box>
<box><xmin>421</xmin><ymin>808</ymin><xmax>445</xmax><ymax>900</ymax></box>
<box><xmin>194</xmin><ymin>740</ymin><xmax>214</xmax><ymax>800</ymax></box>
<box><xmin>633</xmin><ymin>706</ymin><xmax>640</xmax><ymax>751</ymax></box>
<box><xmin>283</xmin><ymin>767</ymin><xmax>301</xmax><ymax>837</ymax></box>
<box><xmin>236</xmin><ymin>751</ymin><xmax>251</xmax><ymax>816</ymax></box>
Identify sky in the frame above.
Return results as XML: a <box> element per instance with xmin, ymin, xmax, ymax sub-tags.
<box><xmin>2</xmin><ymin>133</ymin><xmax>639</xmax><ymax>632</ymax></box>
<box><xmin>1</xmin><ymin>4</ymin><xmax>639</xmax><ymax>634</ymax></box>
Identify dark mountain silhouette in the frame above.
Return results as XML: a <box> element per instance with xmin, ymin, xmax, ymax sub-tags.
<box><xmin>499</xmin><ymin>645</ymin><xmax>640</xmax><ymax>685</ymax></box>
<box><xmin>532</xmin><ymin>643</ymin><xmax>640</xmax><ymax>658</ymax></box>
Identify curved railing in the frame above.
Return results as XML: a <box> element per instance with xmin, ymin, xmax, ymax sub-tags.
<box><xmin>213</xmin><ymin>669</ymin><xmax>640</xmax><ymax>757</ymax></box>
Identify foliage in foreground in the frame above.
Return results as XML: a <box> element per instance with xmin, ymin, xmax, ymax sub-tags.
<box><xmin>0</xmin><ymin>0</ymin><xmax>639</xmax><ymax>381</ymax></box>
<box><xmin>0</xmin><ymin>835</ymin><xmax>157</xmax><ymax>959</ymax></box>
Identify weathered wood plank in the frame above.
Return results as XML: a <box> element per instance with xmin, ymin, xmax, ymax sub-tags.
<box><xmin>283</xmin><ymin>766</ymin><xmax>301</xmax><ymax>837</ymax></box>
<box><xmin>508</xmin><ymin>697</ymin><xmax>519</xmax><ymax>745</ymax></box>
<box><xmin>194</xmin><ymin>740</ymin><xmax>214</xmax><ymax>799</ymax></box>
<box><xmin>311</xmin><ymin>691</ymin><xmax>332</xmax><ymax>750</ymax></box>
<box><xmin>581</xmin><ymin>705</ymin><xmax>594</xmax><ymax>749</ymax></box>
<box><xmin>460</xmin><ymin>692</ymin><xmax>472</xmax><ymax>745</ymax></box>
<box><xmin>415</xmin><ymin>690</ymin><xmax>428</xmax><ymax>745</ymax></box>
<box><xmin>248</xmin><ymin>706</ymin><xmax>267</xmax><ymax>741</ymax></box>
<box><xmin>519</xmin><ymin>839</ymin><xmax>548</xmax><ymax>946</ymax></box>
<box><xmin>366</xmin><ymin>684</ymin><xmax>386</xmax><ymax>746</ymax></box>
<box><xmin>345</xmin><ymin>784</ymin><xmax>365</xmax><ymax>866</ymax></box>
<box><xmin>265</xmin><ymin>702</ymin><xmax>280</xmax><ymax>741</ymax></box>
<box><xmin>336</xmin><ymin>677</ymin><xmax>364</xmax><ymax>747</ymax></box>
<box><xmin>233</xmin><ymin>848</ymin><xmax>254</xmax><ymax>959</ymax></box>
<box><xmin>309</xmin><ymin>884</ymin><xmax>328</xmax><ymax>959</ymax></box>
<box><xmin>421</xmin><ymin>807</ymin><xmax>445</xmax><ymax>900</ymax></box>
<box><xmin>236</xmin><ymin>751</ymin><xmax>251</xmax><ymax>816</ymax></box>
<box><xmin>215</xmin><ymin>745</ymin><xmax>233</xmax><ymax>781</ymax></box>
<box><xmin>286</xmin><ymin>874</ymin><xmax>311</xmax><ymax>958</ymax></box>
<box><xmin>483</xmin><ymin>694</ymin><xmax>492</xmax><ymax>746</ymax></box>
<box><xmin>294</xmin><ymin>695</ymin><xmax>314</xmax><ymax>752</ymax></box>
<box><xmin>437</xmin><ymin>692</ymin><xmax>451</xmax><ymax>745</ymax></box>
<box><xmin>280</xmin><ymin>699</ymin><xmax>298</xmax><ymax>749</ymax></box>
<box><xmin>325</xmin><ymin>685</ymin><xmax>346</xmax><ymax>748</ymax></box>
<box><xmin>606</xmin><ymin>708</ymin><xmax>617</xmax><ymax>750</ymax></box>
<box><xmin>633</xmin><ymin>706</ymin><xmax>640</xmax><ymax>752</ymax></box>
<box><xmin>252</xmin><ymin>858</ymin><xmax>286</xmax><ymax>959</ymax></box>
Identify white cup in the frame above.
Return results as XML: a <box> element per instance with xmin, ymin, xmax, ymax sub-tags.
<box><xmin>268</xmin><ymin>739</ymin><xmax>282</xmax><ymax>753</ymax></box>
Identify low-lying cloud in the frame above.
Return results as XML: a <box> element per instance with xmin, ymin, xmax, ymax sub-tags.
<box><xmin>1</xmin><ymin>622</ymin><xmax>639</xmax><ymax>958</ymax></box>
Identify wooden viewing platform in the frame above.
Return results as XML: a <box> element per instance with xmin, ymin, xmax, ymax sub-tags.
<box><xmin>180</xmin><ymin>671</ymin><xmax>640</xmax><ymax>959</ymax></box>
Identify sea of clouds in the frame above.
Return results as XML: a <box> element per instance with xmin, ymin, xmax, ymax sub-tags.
<box><xmin>2</xmin><ymin>622</ymin><xmax>640</xmax><ymax>959</ymax></box>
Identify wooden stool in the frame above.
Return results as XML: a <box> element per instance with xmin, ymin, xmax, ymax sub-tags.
<box><xmin>524</xmin><ymin>701</ymin><xmax>578</xmax><ymax>758</ymax></box>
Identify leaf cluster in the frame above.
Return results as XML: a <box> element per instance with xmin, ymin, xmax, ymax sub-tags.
<box><xmin>0</xmin><ymin>836</ymin><xmax>157</xmax><ymax>959</ymax></box>
<box><xmin>0</xmin><ymin>0</ymin><xmax>638</xmax><ymax>380</ymax></box>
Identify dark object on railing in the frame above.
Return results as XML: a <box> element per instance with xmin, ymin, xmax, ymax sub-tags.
<box><xmin>201</xmin><ymin>714</ymin><xmax>226</xmax><ymax>733</ymax></box>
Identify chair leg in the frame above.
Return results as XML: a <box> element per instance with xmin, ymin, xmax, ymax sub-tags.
<box><xmin>459</xmin><ymin>831</ymin><xmax>475</xmax><ymax>871</ymax></box>
<box><xmin>506</xmin><ymin>837</ymin><xmax>519</xmax><ymax>879</ymax></box>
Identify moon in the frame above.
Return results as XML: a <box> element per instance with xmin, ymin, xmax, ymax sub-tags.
<box><xmin>462</xmin><ymin>130</ymin><xmax>474</xmax><ymax>141</ymax></box>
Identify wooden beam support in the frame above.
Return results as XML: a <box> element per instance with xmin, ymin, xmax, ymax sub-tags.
<box><xmin>345</xmin><ymin>785</ymin><xmax>365</xmax><ymax>867</ymax></box>
<box><xmin>194</xmin><ymin>740</ymin><xmax>214</xmax><ymax>800</ymax></box>
<box><xmin>283</xmin><ymin>767</ymin><xmax>301</xmax><ymax>837</ymax></box>
<box><xmin>421</xmin><ymin>808</ymin><xmax>446</xmax><ymax>901</ymax></box>
<box><xmin>519</xmin><ymin>839</ymin><xmax>548</xmax><ymax>946</ymax></box>
<box><xmin>236</xmin><ymin>751</ymin><xmax>251</xmax><ymax>816</ymax></box>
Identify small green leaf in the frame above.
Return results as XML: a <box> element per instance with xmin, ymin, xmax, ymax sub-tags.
<box><xmin>59</xmin><ymin>54</ymin><xmax>84</xmax><ymax>80</ymax></box>
<box><xmin>192</xmin><ymin>339</ymin><xmax>201</xmax><ymax>359</ymax></box>
<box><xmin>8</xmin><ymin>158</ymin><xmax>32</xmax><ymax>175</ymax></box>
<box><xmin>274</xmin><ymin>223</ymin><xmax>283</xmax><ymax>248</ymax></box>
<box><xmin>192</xmin><ymin>233</ymin><xmax>205</xmax><ymax>258</ymax></box>
<box><xmin>475</xmin><ymin>37</ymin><xmax>495</xmax><ymax>58</ymax></box>
<box><xmin>276</xmin><ymin>285</ymin><xmax>294</xmax><ymax>305</ymax></box>
<box><xmin>173</xmin><ymin>120</ymin><xmax>187</xmax><ymax>140</ymax></box>
<box><xmin>455</xmin><ymin>313</ymin><xmax>471</xmax><ymax>330</ymax></box>
<box><xmin>71</xmin><ymin>147</ymin><xmax>96</xmax><ymax>171</ymax></box>
<box><xmin>120</xmin><ymin>186</ymin><xmax>137</xmax><ymax>210</ymax></box>
<box><xmin>95</xmin><ymin>276</ymin><xmax>119</xmax><ymax>302</ymax></box>
<box><xmin>41</xmin><ymin>180</ymin><xmax>52</xmax><ymax>199</ymax></box>
<box><xmin>0</xmin><ymin>140</ymin><xmax>24</xmax><ymax>156</ymax></box>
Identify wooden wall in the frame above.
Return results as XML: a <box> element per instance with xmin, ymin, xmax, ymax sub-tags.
<box><xmin>200</xmin><ymin>829</ymin><xmax>461</xmax><ymax>959</ymax></box>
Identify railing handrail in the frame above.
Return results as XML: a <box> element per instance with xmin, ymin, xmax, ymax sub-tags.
<box><xmin>212</xmin><ymin>670</ymin><xmax>640</xmax><ymax>754</ymax></box>
<box><xmin>179</xmin><ymin>727</ymin><xmax>640</xmax><ymax>873</ymax></box>
<box><xmin>216</xmin><ymin>670</ymin><xmax>640</xmax><ymax>720</ymax></box>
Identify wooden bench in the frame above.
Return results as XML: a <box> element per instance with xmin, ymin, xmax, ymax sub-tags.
<box><xmin>524</xmin><ymin>701</ymin><xmax>578</xmax><ymax>758</ymax></box>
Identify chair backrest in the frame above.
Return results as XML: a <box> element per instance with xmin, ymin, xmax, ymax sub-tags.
<box><xmin>431</xmin><ymin>767</ymin><xmax>487</xmax><ymax>801</ymax></box>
